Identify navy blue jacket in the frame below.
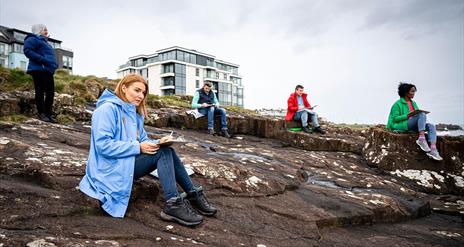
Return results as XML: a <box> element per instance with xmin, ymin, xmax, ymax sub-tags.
<box><xmin>23</xmin><ymin>34</ymin><xmax>58</xmax><ymax>74</ymax></box>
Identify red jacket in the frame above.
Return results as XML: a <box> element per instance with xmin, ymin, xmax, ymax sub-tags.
<box><xmin>285</xmin><ymin>92</ymin><xmax>311</xmax><ymax>121</ymax></box>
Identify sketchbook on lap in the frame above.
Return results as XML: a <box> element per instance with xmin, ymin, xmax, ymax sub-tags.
<box><xmin>150</xmin><ymin>166</ymin><xmax>195</xmax><ymax>178</ymax></box>
<box><xmin>409</xmin><ymin>109</ymin><xmax>430</xmax><ymax>116</ymax></box>
<box><xmin>186</xmin><ymin>109</ymin><xmax>205</xmax><ymax>119</ymax></box>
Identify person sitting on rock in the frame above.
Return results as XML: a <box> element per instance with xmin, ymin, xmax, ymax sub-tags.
<box><xmin>79</xmin><ymin>74</ymin><xmax>217</xmax><ymax>227</ymax></box>
<box><xmin>285</xmin><ymin>85</ymin><xmax>326</xmax><ymax>134</ymax></box>
<box><xmin>386</xmin><ymin>82</ymin><xmax>442</xmax><ymax>161</ymax></box>
<box><xmin>191</xmin><ymin>81</ymin><xmax>230</xmax><ymax>138</ymax></box>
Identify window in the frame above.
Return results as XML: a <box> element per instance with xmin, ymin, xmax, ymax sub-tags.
<box><xmin>0</xmin><ymin>58</ymin><xmax>5</xmax><ymax>67</ymax></box>
<box><xmin>176</xmin><ymin>50</ymin><xmax>184</xmax><ymax>61</ymax></box>
<box><xmin>160</xmin><ymin>51</ymin><xmax>176</xmax><ymax>61</ymax></box>
<box><xmin>0</xmin><ymin>44</ymin><xmax>5</xmax><ymax>55</ymax></box>
<box><xmin>162</xmin><ymin>63</ymin><xmax>174</xmax><ymax>73</ymax></box>
<box><xmin>20</xmin><ymin>61</ymin><xmax>27</xmax><ymax>70</ymax></box>
<box><xmin>195</xmin><ymin>80</ymin><xmax>200</xmax><ymax>88</ymax></box>
<box><xmin>13</xmin><ymin>32</ymin><xmax>27</xmax><ymax>42</ymax></box>
<box><xmin>147</xmin><ymin>56</ymin><xmax>159</xmax><ymax>63</ymax></box>
<box><xmin>223</xmin><ymin>73</ymin><xmax>227</xmax><ymax>80</ymax></box>
<box><xmin>217</xmin><ymin>82</ymin><xmax>232</xmax><ymax>106</ymax></box>
<box><xmin>13</xmin><ymin>44</ymin><xmax>23</xmax><ymax>53</ymax></box>
<box><xmin>48</xmin><ymin>41</ymin><xmax>61</xmax><ymax>48</ymax></box>
<box><xmin>162</xmin><ymin>77</ymin><xmax>174</xmax><ymax>86</ymax></box>
<box><xmin>174</xmin><ymin>63</ymin><xmax>186</xmax><ymax>95</ymax></box>
<box><xmin>206</xmin><ymin>58</ymin><xmax>214</xmax><ymax>67</ymax></box>
<box><xmin>135</xmin><ymin>58</ymin><xmax>144</xmax><ymax>67</ymax></box>
<box><xmin>195</xmin><ymin>68</ymin><xmax>199</xmax><ymax>76</ymax></box>
<box><xmin>62</xmin><ymin>56</ymin><xmax>73</xmax><ymax>69</ymax></box>
<box><xmin>140</xmin><ymin>68</ymin><xmax>148</xmax><ymax>79</ymax></box>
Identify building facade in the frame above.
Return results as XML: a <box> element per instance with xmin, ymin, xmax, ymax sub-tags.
<box><xmin>117</xmin><ymin>46</ymin><xmax>244</xmax><ymax>107</ymax></box>
<box><xmin>0</xmin><ymin>25</ymin><xmax>73</xmax><ymax>72</ymax></box>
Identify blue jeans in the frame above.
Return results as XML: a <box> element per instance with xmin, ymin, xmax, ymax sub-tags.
<box><xmin>293</xmin><ymin>110</ymin><xmax>320</xmax><ymax>128</ymax></box>
<box><xmin>407</xmin><ymin>112</ymin><xmax>437</xmax><ymax>143</ymax></box>
<box><xmin>134</xmin><ymin>146</ymin><xmax>194</xmax><ymax>201</ymax></box>
<box><xmin>198</xmin><ymin>106</ymin><xmax>228</xmax><ymax>130</ymax></box>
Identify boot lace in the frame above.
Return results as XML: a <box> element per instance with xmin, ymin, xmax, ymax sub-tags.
<box><xmin>182</xmin><ymin>199</ymin><xmax>199</xmax><ymax>216</ymax></box>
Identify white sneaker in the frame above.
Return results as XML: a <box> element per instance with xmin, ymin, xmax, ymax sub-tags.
<box><xmin>416</xmin><ymin>139</ymin><xmax>431</xmax><ymax>152</ymax></box>
<box><xmin>427</xmin><ymin>150</ymin><xmax>443</xmax><ymax>161</ymax></box>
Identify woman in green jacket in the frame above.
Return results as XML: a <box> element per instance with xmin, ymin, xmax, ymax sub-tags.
<box><xmin>386</xmin><ymin>83</ymin><xmax>442</xmax><ymax>161</ymax></box>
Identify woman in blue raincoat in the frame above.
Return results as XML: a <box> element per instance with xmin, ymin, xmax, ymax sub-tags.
<box><xmin>79</xmin><ymin>74</ymin><xmax>217</xmax><ymax>227</ymax></box>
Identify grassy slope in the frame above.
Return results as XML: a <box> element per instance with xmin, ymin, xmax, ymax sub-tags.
<box><xmin>0</xmin><ymin>67</ymin><xmax>255</xmax><ymax>115</ymax></box>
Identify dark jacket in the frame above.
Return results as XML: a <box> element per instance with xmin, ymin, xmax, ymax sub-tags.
<box><xmin>23</xmin><ymin>34</ymin><xmax>58</xmax><ymax>74</ymax></box>
<box><xmin>285</xmin><ymin>92</ymin><xmax>311</xmax><ymax>121</ymax></box>
<box><xmin>191</xmin><ymin>89</ymin><xmax>220</xmax><ymax>108</ymax></box>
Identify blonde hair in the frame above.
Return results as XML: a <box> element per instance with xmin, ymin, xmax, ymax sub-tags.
<box><xmin>114</xmin><ymin>74</ymin><xmax>149</xmax><ymax>117</ymax></box>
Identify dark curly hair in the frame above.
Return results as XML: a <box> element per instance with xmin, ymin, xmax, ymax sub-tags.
<box><xmin>397</xmin><ymin>82</ymin><xmax>416</xmax><ymax>98</ymax></box>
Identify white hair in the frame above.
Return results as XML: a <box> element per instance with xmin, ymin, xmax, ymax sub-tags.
<box><xmin>31</xmin><ymin>24</ymin><xmax>47</xmax><ymax>35</ymax></box>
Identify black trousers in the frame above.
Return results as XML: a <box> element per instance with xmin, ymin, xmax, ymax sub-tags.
<box><xmin>29</xmin><ymin>71</ymin><xmax>55</xmax><ymax>115</ymax></box>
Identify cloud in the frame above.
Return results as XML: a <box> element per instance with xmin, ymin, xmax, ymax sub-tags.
<box><xmin>359</xmin><ymin>0</ymin><xmax>463</xmax><ymax>39</ymax></box>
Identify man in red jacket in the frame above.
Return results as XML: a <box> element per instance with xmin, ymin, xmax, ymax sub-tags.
<box><xmin>285</xmin><ymin>85</ymin><xmax>325</xmax><ymax>134</ymax></box>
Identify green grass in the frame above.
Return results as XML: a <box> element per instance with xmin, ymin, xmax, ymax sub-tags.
<box><xmin>0</xmin><ymin>114</ymin><xmax>29</xmax><ymax>123</ymax></box>
<box><xmin>0</xmin><ymin>67</ymin><xmax>33</xmax><ymax>91</ymax></box>
<box><xmin>225</xmin><ymin>105</ymin><xmax>256</xmax><ymax>115</ymax></box>
<box><xmin>333</xmin><ymin>123</ymin><xmax>372</xmax><ymax>129</ymax></box>
<box><xmin>1</xmin><ymin>67</ymin><xmax>253</xmax><ymax>115</ymax></box>
<box><xmin>146</xmin><ymin>94</ymin><xmax>191</xmax><ymax>108</ymax></box>
<box><xmin>56</xmin><ymin>114</ymin><xmax>76</xmax><ymax>124</ymax></box>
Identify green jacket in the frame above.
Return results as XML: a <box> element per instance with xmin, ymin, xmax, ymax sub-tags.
<box><xmin>386</xmin><ymin>97</ymin><xmax>419</xmax><ymax>131</ymax></box>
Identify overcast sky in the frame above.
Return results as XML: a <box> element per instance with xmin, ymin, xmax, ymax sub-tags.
<box><xmin>2</xmin><ymin>0</ymin><xmax>463</xmax><ymax>124</ymax></box>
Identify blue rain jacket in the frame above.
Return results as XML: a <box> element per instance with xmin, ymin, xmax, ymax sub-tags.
<box><xmin>79</xmin><ymin>89</ymin><xmax>158</xmax><ymax>217</ymax></box>
<box><xmin>23</xmin><ymin>34</ymin><xmax>58</xmax><ymax>74</ymax></box>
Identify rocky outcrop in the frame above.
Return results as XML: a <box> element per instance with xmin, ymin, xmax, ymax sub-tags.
<box><xmin>363</xmin><ymin>126</ymin><xmax>464</xmax><ymax>195</ymax></box>
<box><xmin>0</xmin><ymin>91</ymin><xmax>92</xmax><ymax>121</ymax></box>
<box><xmin>0</xmin><ymin>119</ymin><xmax>463</xmax><ymax>246</ymax></box>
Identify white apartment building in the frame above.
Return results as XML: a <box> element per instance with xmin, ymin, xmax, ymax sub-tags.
<box><xmin>116</xmin><ymin>46</ymin><xmax>244</xmax><ymax>107</ymax></box>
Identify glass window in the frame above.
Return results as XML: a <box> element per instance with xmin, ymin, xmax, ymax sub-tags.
<box><xmin>0</xmin><ymin>44</ymin><xmax>5</xmax><ymax>55</ymax></box>
<box><xmin>141</xmin><ymin>68</ymin><xmax>148</xmax><ymax>78</ymax></box>
<box><xmin>13</xmin><ymin>44</ymin><xmax>24</xmax><ymax>53</ymax></box>
<box><xmin>196</xmin><ymin>68</ymin><xmax>199</xmax><ymax>76</ymax></box>
<box><xmin>184</xmin><ymin>52</ymin><xmax>190</xmax><ymax>63</ymax></box>
<box><xmin>206</xmin><ymin>58</ymin><xmax>215</xmax><ymax>67</ymax></box>
<box><xmin>162</xmin><ymin>64</ymin><xmax>174</xmax><ymax>73</ymax></box>
<box><xmin>223</xmin><ymin>73</ymin><xmax>227</xmax><ymax>80</ymax></box>
<box><xmin>189</xmin><ymin>54</ymin><xmax>196</xmax><ymax>64</ymax></box>
<box><xmin>20</xmin><ymin>61</ymin><xmax>27</xmax><ymax>70</ymax></box>
<box><xmin>176</xmin><ymin>50</ymin><xmax>184</xmax><ymax>61</ymax></box>
<box><xmin>196</xmin><ymin>55</ymin><xmax>207</xmax><ymax>66</ymax></box>
<box><xmin>196</xmin><ymin>80</ymin><xmax>199</xmax><ymax>88</ymax></box>
<box><xmin>13</xmin><ymin>32</ymin><xmax>27</xmax><ymax>42</ymax></box>
<box><xmin>135</xmin><ymin>58</ymin><xmax>144</xmax><ymax>67</ymax></box>
<box><xmin>162</xmin><ymin>77</ymin><xmax>174</xmax><ymax>86</ymax></box>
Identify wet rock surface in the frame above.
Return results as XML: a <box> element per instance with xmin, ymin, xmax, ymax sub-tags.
<box><xmin>1</xmin><ymin>119</ymin><xmax>463</xmax><ymax>246</ymax></box>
